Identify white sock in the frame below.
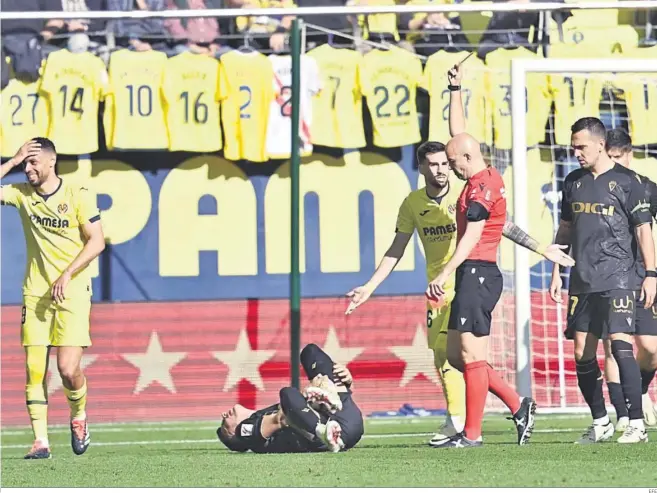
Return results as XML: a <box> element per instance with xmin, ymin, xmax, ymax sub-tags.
<box><xmin>451</xmin><ymin>414</ymin><xmax>464</xmax><ymax>432</ymax></box>
<box><xmin>629</xmin><ymin>418</ymin><xmax>645</xmax><ymax>431</ymax></box>
<box><xmin>593</xmin><ymin>416</ymin><xmax>610</xmax><ymax>426</ymax></box>
<box><xmin>36</xmin><ymin>437</ymin><xmax>49</xmax><ymax>447</ymax></box>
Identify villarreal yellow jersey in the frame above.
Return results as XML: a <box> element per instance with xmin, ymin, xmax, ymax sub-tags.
<box><xmin>423</xmin><ymin>50</ymin><xmax>490</xmax><ymax>144</ymax></box>
<box><xmin>104</xmin><ymin>49</ymin><xmax>169</xmax><ymax>150</ymax></box>
<box><xmin>549</xmin><ymin>44</ymin><xmax>605</xmax><ymax>146</ymax></box>
<box><xmin>163</xmin><ymin>52</ymin><xmax>222</xmax><ymax>153</ymax></box>
<box><xmin>362</xmin><ymin>47</ymin><xmax>422</xmax><ymax>148</ymax></box>
<box><xmin>395</xmin><ymin>181</ymin><xmax>461</xmax><ymax>285</ymax></box>
<box><xmin>39</xmin><ymin>50</ymin><xmax>108</xmax><ymax>155</ymax></box>
<box><xmin>1</xmin><ymin>179</ymin><xmax>100</xmax><ymax>298</ymax></box>
<box><xmin>218</xmin><ymin>50</ymin><xmax>274</xmax><ymax>162</ymax></box>
<box><xmin>0</xmin><ymin>79</ymin><xmax>49</xmax><ymax>158</ymax></box>
<box><xmin>617</xmin><ymin>46</ymin><xmax>657</xmax><ymax>146</ymax></box>
<box><xmin>308</xmin><ymin>44</ymin><xmax>366</xmax><ymax>149</ymax></box>
<box><xmin>485</xmin><ymin>47</ymin><xmax>552</xmax><ymax>149</ymax></box>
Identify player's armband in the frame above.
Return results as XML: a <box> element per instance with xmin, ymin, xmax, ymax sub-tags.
<box><xmin>466</xmin><ymin>202</ymin><xmax>489</xmax><ymax>222</ymax></box>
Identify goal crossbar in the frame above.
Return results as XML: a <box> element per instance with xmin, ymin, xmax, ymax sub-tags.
<box><xmin>511</xmin><ymin>57</ymin><xmax>657</xmax><ymax>407</ymax></box>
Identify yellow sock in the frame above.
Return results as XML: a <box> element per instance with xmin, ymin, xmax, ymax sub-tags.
<box><xmin>25</xmin><ymin>346</ymin><xmax>49</xmax><ymax>443</ymax></box>
<box><xmin>64</xmin><ymin>379</ymin><xmax>88</xmax><ymax>421</ymax></box>
<box><xmin>434</xmin><ymin>332</ymin><xmax>466</xmax><ymax>421</ymax></box>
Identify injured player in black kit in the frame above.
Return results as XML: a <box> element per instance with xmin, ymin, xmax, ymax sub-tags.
<box><xmin>216</xmin><ymin>344</ymin><xmax>364</xmax><ymax>453</ymax></box>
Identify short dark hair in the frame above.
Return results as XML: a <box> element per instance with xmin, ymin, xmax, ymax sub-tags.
<box><xmin>416</xmin><ymin>141</ymin><xmax>446</xmax><ymax>165</ymax></box>
<box><xmin>605</xmin><ymin>128</ymin><xmax>632</xmax><ymax>153</ymax></box>
<box><xmin>216</xmin><ymin>422</ymin><xmax>249</xmax><ymax>452</ymax></box>
<box><xmin>31</xmin><ymin>137</ymin><xmax>57</xmax><ymax>155</ymax></box>
<box><xmin>570</xmin><ymin>117</ymin><xmax>607</xmax><ymax>140</ymax></box>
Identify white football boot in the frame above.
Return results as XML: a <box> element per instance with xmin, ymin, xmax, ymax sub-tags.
<box><xmin>316</xmin><ymin>420</ymin><xmax>344</xmax><ymax>453</ymax></box>
<box><xmin>617</xmin><ymin>423</ymin><xmax>649</xmax><ymax>444</ymax></box>
<box><xmin>616</xmin><ymin>416</ymin><xmax>630</xmax><ymax>433</ymax></box>
<box><xmin>575</xmin><ymin>421</ymin><xmax>614</xmax><ymax>444</ymax></box>
<box><xmin>429</xmin><ymin>414</ymin><xmax>464</xmax><ymax>447</ymax></box>
<box><xmin>642</xmin><ymin>393</ymin><xmax>657</xmax><ymax>426</ymax></box>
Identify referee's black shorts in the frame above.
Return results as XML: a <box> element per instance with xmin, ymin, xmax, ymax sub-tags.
<box><xmin>635</xmin><ymin>303</ymin><xmax>657</xmax><ymax>336</ymax></box>
<box><xmin>448</xmin><ymin>260</ymin><xmax>503</xmax><ymax>336</ymax></box>
<box><xmin>565</xmin><ymin>289</ymin><xmax>636</xmax><ymax>340</ymax></box>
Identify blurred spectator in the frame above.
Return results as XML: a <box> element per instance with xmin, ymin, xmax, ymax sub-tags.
<box><xmin>235</xmin><ymin>0</ymin><xmax>297</xmax><ymax>53</ymax></box>
<box><xmin>1</xmin><ymin>0</ymin><xmax>49</xmax><ymax>82</ymax></box>
<box><xmin>297</xmin><ymin>0</ymin><xmax>352</xmax><ymax>49</ymax></box>
<box><xmin>402</xmin><ymin>0</ymin><xmax>471</xmax><ymax>56</ymax></box>
<box><xmin>42</xmin><ymin>0</ymin><xmax>109</xmax><ymax>56</ymax></box>
<box><xmin>165</xmin><ymin>0</ymin><xmax>222</xmax><ymax>55</ymax></box>
<box><xmin>350</xmin><ymin>0</ymin><xmax>400</xmax><ymax>43</ymax></box>
<box><xmin>109</xmin><ymin>0</ymin><xmax>169</xmax><ymax>52</ymax></box>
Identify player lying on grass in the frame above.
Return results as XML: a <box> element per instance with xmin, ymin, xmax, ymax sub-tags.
<box><xmin>1</xmin><ymin>138</ymin><xmax>105</xmax><ymax>459</ymax></box>
<box><xmin>346</xmin><ymin>65</ymin><xmax>574</xmax><ymax>448</ymax></box>
<box><xmin>550</xmin><ymin>118</ymin><xmax>656</xmax><ymax>444</ymax></box>
<box><xmin>217</xmin><ymin>344</ymin><xmax>364</xmax><ymax>453</ymax></box>
<box><xmin>602</xmin><ymin>128</ymin><xmax>657</xmax><ymax>429</ymax></box>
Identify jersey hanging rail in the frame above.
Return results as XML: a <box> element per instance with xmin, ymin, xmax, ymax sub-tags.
<box><xmin>1</xmin><ymin>1</ymin><xmax>656</xmax><ymax>20</ymax></box>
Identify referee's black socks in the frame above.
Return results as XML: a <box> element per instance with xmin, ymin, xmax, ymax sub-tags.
<box><xmin>611</xmin><ymin>340</ymin><xmax>643</xmax><ymax>421</ymax></box>
<box><xmin>606</xmin><ymin>382</ymin><xmax>628</xmax><ymax>420</ymax></box>
<box><xmin>641</xmin><ymin>368</ymin><xmax>656</xmax><ymax>395</ymax></box>
<box><xmin>576</xmin><ymin>358</ymin><xmax>607</xmax><ymax>420</ymax></box>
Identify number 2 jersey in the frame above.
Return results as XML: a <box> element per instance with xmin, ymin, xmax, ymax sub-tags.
<box><xmin>39</xmin><ymin>50</ymin><xmax>108</xmax><ymax>155</ymax></box>
<box><xmin>104</xmin><ymin>49</ymin><xmax>169</xmax><ymax>150</ymax></box>
<box><xmin>0</xmin><ymin>79</ymin><xmax>49</xmax><ymax>158</ymax></box>
<box><xmin>163</xmin><ymin>52</ymin><xmax>222</xmax><ymax>153</ymax></box>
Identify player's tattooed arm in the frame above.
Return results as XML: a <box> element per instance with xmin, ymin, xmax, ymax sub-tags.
<box><xmin>502</xmin><ymin>220</ymin><xmax>540</xmax><ymax>252</ymax></box>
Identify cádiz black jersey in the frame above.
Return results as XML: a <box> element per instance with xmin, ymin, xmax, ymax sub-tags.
<box><xmin>634</xmin><ymin>175</ymin><xmax>657</xmax><ymax>279</ymax></box>
<box><xmin>561</xmin><ymin>163</ymin><xmax>652</xmax><ymax>294</ymax></box>
<box><xmin>231</xmin><ymin>404</ymin><xmax>327</xmax><ymax>454</ymax></box>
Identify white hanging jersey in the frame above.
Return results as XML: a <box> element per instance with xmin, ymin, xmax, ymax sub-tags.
<box><xmin>266</xmin><ymin>54</ymin><xmax>322</xmax><ymax>159</ymax></box>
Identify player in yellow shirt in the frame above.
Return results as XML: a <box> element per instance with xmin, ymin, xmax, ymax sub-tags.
<box><xmin>0</xmin><ymin>138</ymin><xmax>106</xmax><ymax>459</ymax></box>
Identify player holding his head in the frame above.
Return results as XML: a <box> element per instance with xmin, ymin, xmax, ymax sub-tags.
<box><xmin>549</xmin><ymin>118</ymin><xmax>656</xmax><ymax>444</ymax></box>
<box><xmin>602</xmin><ymin>128</ymin><xmax>657</xmax><ymax>428</ymax></box>
<box><xmin>217</xmin><ymin>344</ymin><xmax>364</xmax><ymax>454</ymax></box>
<box><xmin>0</xmin><ymin>138</ymin><xmax>106</xmax><ymax>459</ymax></box>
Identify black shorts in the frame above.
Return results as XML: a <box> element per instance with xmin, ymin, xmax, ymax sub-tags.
<box><xmin>448</xmin><ymin>260</ymin><xmax>503</xmax><ymax>336</ymax></box>
<box><xmin>565</xmin><ymin>289</ymin><xmax>636</xmax><ymax>340</ymax></box>
<box><xmin>635</xmin><ymin>303</ymin><xmax>657</xmax><ymax>336</ymax></box>
<box><xmin>332</xmin><ymin>394</ymin><xmax>364</xmax><ymax>450</ymax></box>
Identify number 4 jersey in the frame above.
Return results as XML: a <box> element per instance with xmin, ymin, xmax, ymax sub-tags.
<box><xmin>163</xmin><ymin>52</ymin><xmax>222</xmax><ymax>153</ymax></box>
<box><xmin>266</xmin><ymin>54</ymin><xmax>321</xmax><ymax>159</ymax></box>
<box><xmin>104</xmin><ymin>49</ymin><xmax>169</xmax><ymax>150</ymax></box>
<box><xmin>39</xmin><ymin>50</ymin><xmax>109</xmax><ymax>155</ymax></box>
<box><xmin>361</xmin><ymin>47</ymin><xmax>422</xmax><ymax>148</ymax></box>
<box><xmin>0</xmin><ymin>79</ymin><xmax>49</xmax><ymax>158</ymax></box>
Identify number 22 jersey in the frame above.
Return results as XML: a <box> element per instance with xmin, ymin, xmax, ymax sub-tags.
<box><xmin>39</xmin><ymin>50</ymin><xmax>108</xmax><ymax>155</ymax></box>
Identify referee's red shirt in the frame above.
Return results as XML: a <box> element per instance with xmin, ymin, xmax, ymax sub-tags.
<box><xmin>456</xmin><ymin>167</ymin><xmax>507</xmax><ymax>263</ymax></box>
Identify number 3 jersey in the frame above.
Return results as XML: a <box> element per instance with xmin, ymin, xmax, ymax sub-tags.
<box><xmin>39</xmin><ymin>49</ymin><xmax>109</xmax><ymax>155</ymax></box>
<box><xmin>361</xmin><ymin>47</ymin><xmax>422</xmax><ymax>148</ymax></box>
<box><xmin>103</xmin><ymin>50</ymin><xmax>169</xmax><ymax>150</ymax></box>
<box><xmin>266</xmin><ymin>54</ymin><xmax>321</xmax><ymax>159</ymax></box>
<box><xmin>163</xmin><ymin>52</ymin><xmax>222</xmax><ymax>153</ymax></box>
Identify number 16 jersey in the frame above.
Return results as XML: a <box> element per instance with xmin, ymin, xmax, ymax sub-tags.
<box><xmin>40</xmin><ymin>50</ymin><xmax>108</xmax><ymax>155</ymax></box>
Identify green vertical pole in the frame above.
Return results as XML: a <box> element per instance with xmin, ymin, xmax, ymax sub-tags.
<box><xmin>290</xmin><ymin>18</ymin><xmax>302</xmax><ymax>390</ymax></box>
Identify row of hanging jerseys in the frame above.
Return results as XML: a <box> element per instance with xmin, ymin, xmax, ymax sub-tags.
<box><xmin>1</xmin><ymin>43</ymin><xmax>656</xmax><ymax>159</ymax></box>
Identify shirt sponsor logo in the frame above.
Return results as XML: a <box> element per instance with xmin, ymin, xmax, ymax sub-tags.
<box><xmin>422</xmin><ymin>224</ymin><xmax>456</xmax><ymax>236</ymax></box>
<box><xmin>30</xmin><ymin>214</ymin><xmax>70</xmax><ymax>229</ymax></box>
<box><xmin>612</xmin><ymin>295</ymin><xmax>634</xmax><ymax>314</ymax></box>
<box><xmin>571</xmin><ymin>202</ymin><xmax>615</xmax><ymax>216</ymax></box>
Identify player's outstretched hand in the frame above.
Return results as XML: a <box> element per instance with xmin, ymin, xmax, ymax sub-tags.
<box><xmin>345</xmin><ymin>285</ymin><xmax>373</xmax><ymax>315</ymax></box>
<box><xmin>549</xmin><ymin>273</ymin><xmax>563</xmax><ymax>304</ymax></box>
<box><xmin>541</xmin><ymin>244</ymin><xmax>575</xmax><ymax>268</ymax></box>
<box><xmin>51</xmin><ymin>271</ymin><xmax>72</xmax><ymax>304</ymax></box>
<box><xmin>12</xmin><ymin>140</ymin><xmax>41</xmax><ymax>166</ymax></box>
<box><xmin>640</xmin><ymin>277</ymin><xmax>656</xmax><ymax>308</ymax></box>
<box><xmin>334</xmin><ymin>363</ymin><xmax>353</xmax><ymax>388</ymax></box>
<box><xmin>448</xmin><ymin>63</ymin><xmax>463</xmax><ymax>86</ymax></box>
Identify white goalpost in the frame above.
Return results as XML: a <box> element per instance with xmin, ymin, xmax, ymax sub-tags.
<box><xmin>511</xmin><ymin>57</ymin><xmax>657</xmax><ymax>412</ymax></box>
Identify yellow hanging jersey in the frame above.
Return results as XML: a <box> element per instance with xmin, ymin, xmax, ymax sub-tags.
<box><xmin>485</xmin><ymin>47</ymin><xmax>551</xmax><ymax>149</ymax></box>
<box><xmin>357</xmin><ymin>0</ymin><xmax>400</xmax><ymax>41</ymax></box>
<box><xmin>308</xmin><ymin>44</ymin><xmax>365</xmax><ymax>149</ymax></box>
<box><xmin>362</xmin><ymin>47</ymin><xmax>422</xmax><ymax>148</ymax></box>
<box><xmin>617</xmin><ymin>46</ymin><xmax>657</xmax><ymax>146</ymax></box>
<box><xmin>549</xmin><ymin>44</ymin><xmax>605</xmax><ymax>146</ymax></box>
<box><xmin>395</xmin><ymin>181</ymin><xmax>461</xmax><ymax>285</ymax></box>
<box><xmin>163</xmin><ymin>52</ymin><xmax>222</xmax><ymax>153</ymax></box>
<box><xmin>0</xmin><ymin>79</ymin><xmax>49</xmax><ymax>158</ymax></box>
<box><xmin>0</xmin><ymin>179</ymin><xmax>100</xmax><ymax>299</ymax></box>
<box><xmin>423</xmin><ymin>50</ymin><xmax>489</xmax><ymax>144</ymax></box>
<box><xmin>218</xmin><ymin>50</ymin><xmax>273</xmax><ymax>162</ymax></box>
<box><xmin>104</xmin><ymin>49</ymin><xmax>168</xmax><ymax>150</ymax></box>
<box><xmin>39</xmin><ymin>50</ymin><xmax>108</xmax><ymax>155</ymax></box>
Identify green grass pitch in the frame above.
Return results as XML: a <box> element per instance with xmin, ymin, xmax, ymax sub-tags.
<box><xmin>2</xmin><ymin>415</ymin><xmax>657</xmax><ymax>487</ymax></box>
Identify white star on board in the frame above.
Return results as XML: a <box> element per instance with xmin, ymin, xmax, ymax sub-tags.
<box><xmin>213</xmin><ymin>329</ymin><xmax>275</xmax><ymax>392</ymax></box>
<box><xmin>122</xmin><ymin>332</ymin><xmax>187</xmax><ymax>394</ymax></box>
<box><xmin>47</xmin><ymin>354</ymin><xmax>98</xmax><ymax>396</ymax></box>
<box><xmin>322</xmin><ymin>326</ymin><xmax>365</xmax><ymax>366</ymax></box>
<box><xmin>389</xmin><ymin>324</ymin><xmax>440</xmax><ymax>387</ymax></box>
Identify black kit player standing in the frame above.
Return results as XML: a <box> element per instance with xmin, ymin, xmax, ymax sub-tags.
<box><xmin>216</xmin><ymin>344</ymin><xmax>364</xmax><ymax>453</ymax></box>
<box><xmin>549</xmin><ymin>118</ymin><xmax>656</xmax><ymax>445</ymax></box>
